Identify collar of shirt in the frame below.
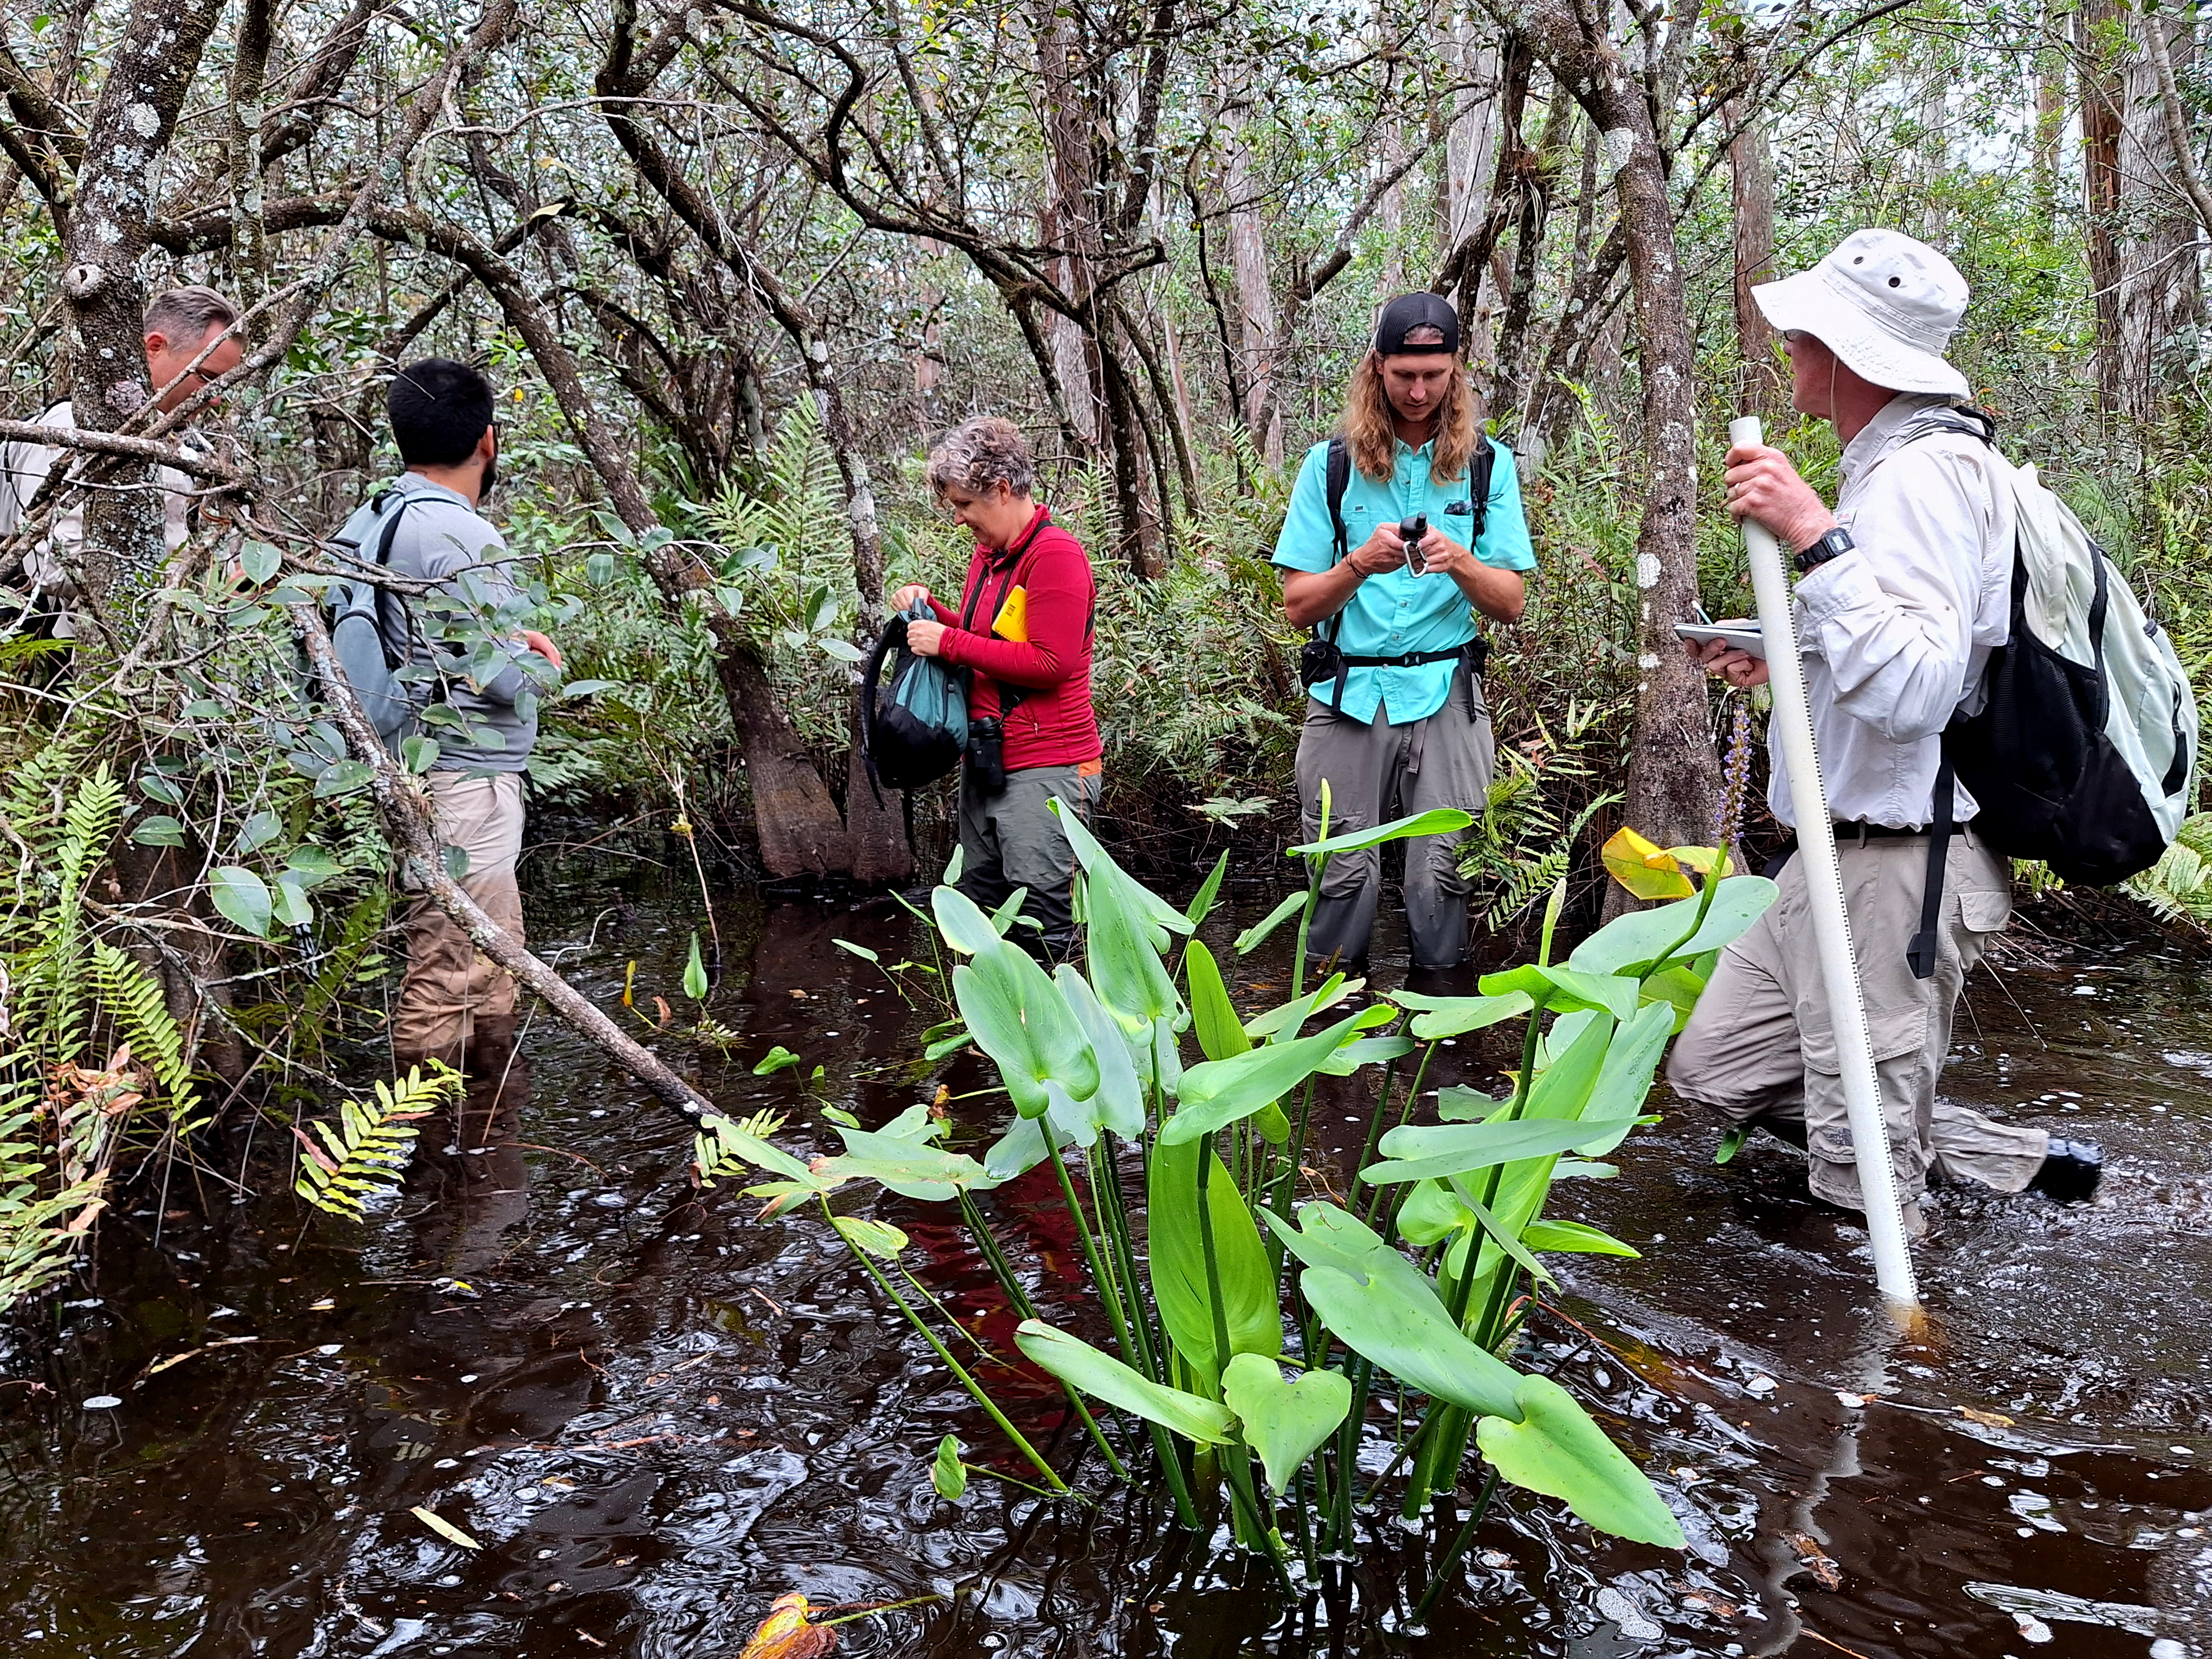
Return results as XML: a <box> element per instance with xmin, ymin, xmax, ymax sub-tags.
<box><xmin>1838</xmin><ymin>393</ymin><xmax>1962</xmax><ymax>494</ymax></box>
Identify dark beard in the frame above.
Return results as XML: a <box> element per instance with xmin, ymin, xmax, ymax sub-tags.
<box><xmin>479</xmin><ymin>454</ymin><xmax>498</xmax><ymax>500</ymax></box>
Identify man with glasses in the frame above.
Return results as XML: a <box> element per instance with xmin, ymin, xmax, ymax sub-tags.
<box><xmin>1</xmin><ymin>285</ymin><xmax>244</xmax><ymax>634</ymax></box>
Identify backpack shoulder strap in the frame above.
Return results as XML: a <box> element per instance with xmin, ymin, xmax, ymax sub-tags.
<box><xmin>1321</xmin><ymin>436</ymin><xmax>1352</xmax><ymax>645</ymax></box>
<box><xmin>1468</xmin><ymin>438</ymin><xmax>1497</xmax><ymax>545</ymax></box>
<box><xmin>1325</xmin><ymin>436</ymin><xmax>1351</xmax><ymax>561</ymax></box>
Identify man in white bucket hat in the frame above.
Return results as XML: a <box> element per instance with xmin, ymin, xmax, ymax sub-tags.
<box><xmin>1668</xmin><ymin>229</ymin><xmax>2103</xmax><ymax>1227</ymax></box>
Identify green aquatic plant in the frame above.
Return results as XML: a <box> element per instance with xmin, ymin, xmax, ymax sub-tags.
<box><xmin>692</xmin><ymin>809</ymin><xmax>1775</xmax><ymax>1591</ymax></box>
<box><xmin>292</xmin><ymin>1064</ymin><xmax>461</xmax><ymax>1220</ymax></box>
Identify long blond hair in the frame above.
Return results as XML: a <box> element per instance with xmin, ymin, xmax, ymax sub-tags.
<box><xmin>1340</xmin><ymin>350</ymin><xmax>1483</xmax><ymax>483</ymax></box>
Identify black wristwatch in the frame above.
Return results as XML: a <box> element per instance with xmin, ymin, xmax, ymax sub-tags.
<box><xmin>1793</xmin><ymin>525</ymin><xmax>1855</xmax><ymax>574</ymax></box>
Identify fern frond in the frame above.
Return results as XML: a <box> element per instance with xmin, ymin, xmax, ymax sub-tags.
<box><xmin>293</xmin><ymin>1064</ymin><xmax>461</xmax><ymax>1220</ymax></box>
<box><xmin>89</xmin><ymin>942</ymin><xmax>194</xmax><ymax>1113</ymax></box>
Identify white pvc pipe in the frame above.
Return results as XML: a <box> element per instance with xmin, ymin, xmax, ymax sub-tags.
<box><xmin>1730</xmin><ymin>415</ymin><xmax>1921</xmax><ymax>1312</ymax></box>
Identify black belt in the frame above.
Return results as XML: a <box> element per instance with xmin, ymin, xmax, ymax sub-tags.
<box><xmin>1765</xmin><ymin>768</ymin><xmax>1964</xmax><ymax>985</ymax></box>
<box><xmin>1338</xmin><ymin>645</ymin><xmax>1473</xmax><ymax>670</ymax></box>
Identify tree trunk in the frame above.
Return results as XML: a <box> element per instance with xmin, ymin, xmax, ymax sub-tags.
<box><xmin>2078</xmin><ymin>0</ymin><xmax>2127</xmax><ymax>420</ymax></box>
<box><xmin>62</xmin><ymin>0</ymin><xmax>229</xmax><ymax>635</ymax></box>
<box><xmin>1492</xmin><ymin>0</ymin><xmax>1721</xmax><ymax>859</ymax></box>
<box><xmin>1727</xmin><ymin>98</ymin><xmax>1783</xmax><ymax>420</ymax></box>
<box><xmin>1220</xmin><ymin>92</ymin><xmax>1283</xmax><ymax>464</ymax></box>
<box><xmin>1437</xmin><ymin>18</ymin><xmax>1505</xmax><ymax>380</ymax></box>
<box><xmin>2115</xmin><ymin>3</ymin><xmax>2206</xmax><ymax>422</ymax></box>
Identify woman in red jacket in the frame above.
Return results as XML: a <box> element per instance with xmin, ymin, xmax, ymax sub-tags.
<box><xmin>893</xmin><ymin>416</ymin><xmax>1101</xmax><ymax>960</ymax></box>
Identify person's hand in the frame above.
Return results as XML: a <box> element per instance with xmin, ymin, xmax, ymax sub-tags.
<box><xmin>1412</xmin><ymin>525</ymin><xmax>1472</xmax><ymax>579</ymax></box>
<box><xmin>1347</xmin><ymin>525</ymin><xmax>1411</xmax><ymax>577</ymax></box>
<box><xmin>907</xmin><ymin>619</ymin><xmax>947</xmax><ymax>657</ymax></box>
<box><xmin>1722</xmin><ymin>442</ymin><xmax>1838</xmax><ymax>554</ymax></box>
<box><xmin>523</xmin><ymin>629</ymin><xmax>564</xmax><ymax>668</ymax></box>
<box><xmin>891</xmin><ymin>582</ymin><xmax>930</xmax><ymax>610</ymax></box>
<box><xmin>1686</xmin><ymin>633</ymin><xmax>1769</xmax><ymax>689</ymax></box>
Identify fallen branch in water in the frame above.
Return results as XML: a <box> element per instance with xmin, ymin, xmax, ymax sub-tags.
<box><xmin>286</xmin><ymin>596</ymin><xmax>718</xmax><ymax>1127</ymax></box>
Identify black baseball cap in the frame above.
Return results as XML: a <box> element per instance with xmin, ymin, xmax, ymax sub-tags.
<box><xmin>1374</xmin><ymin>292</ymin><xmax>1459</xmax><ymax>358</ymax></box>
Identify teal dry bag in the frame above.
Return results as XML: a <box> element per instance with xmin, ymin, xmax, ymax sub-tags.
<box><xmin>858</xmin><ymin>597</ymin><xmax>968</xmax><ymax>803</ymax></box>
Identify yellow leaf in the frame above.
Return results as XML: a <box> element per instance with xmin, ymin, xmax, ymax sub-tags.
<box><xmin>738</xmin><ymin>1592</ymin><xmax>839</xmax><ymax>1659</ymax></box>
<box><xmin>1666</xmin><ymin>845</ymin><xmax>1734</xmax><ymax>877</ymax></box>
<box><xmin>410</xmin><ymin>1506</ymin><xmax>482</xmax><ymax>1549</ymax></box>
<box><xmin>1602</xmin><ymin>828</ymin><xmax>1695</xmax><ymax>900</ymax></box>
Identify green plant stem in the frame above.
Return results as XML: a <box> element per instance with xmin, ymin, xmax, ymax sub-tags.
<box><xmin>960</xmin><ymin>1192</ymin><xmax>1128</xmax><ymax>1481</ymax></box>
<box><xmin>1045</xmin><ymin>1136</ymin><xmax>1137</xmax><ymax>1366</ymax></box>
<box><xmin>1196</xmin><ymin>1139</ymin><xmax>1275</xmax><ymax>1557</ymax></box>
<box><xmin>1327</xmin><ymin>1354</ymin><xmax>1373</xmax><ymax>1556</ymax></box>
<box><xmin>1358</xmin><ymin>1041</ymin><xmax>1437</xmax><ymax>1230</ymax></box>
<box><xmin>1091</xmin><ymin>1139</ymin><xmax>1165</xmax><ymax>1384</ymax></box>
<box><xmin>1360</xmin><ymin>1398</ymin><xmax>1444</xmax><ymax>1506</ymax></box>
<box><xmin>1412</xmin><ymin>1467</ymin><xmax>1502</xmax><ymax>1624</ymax></box>
<box><xmin>1290</xmin><ymin>853</ymin><xmax>1325</xmax><ymax>1000</ymax></box>
<box><xmin>823</xmin><ymin>1198</ymin><xmax>1066</xmax><ymax>1493</ymax></box>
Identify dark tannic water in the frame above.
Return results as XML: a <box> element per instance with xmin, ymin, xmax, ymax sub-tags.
<box><xmin>5</xmin><ymin>845</ymin><xmax>2211</xmax><ymax>1657</ymax></box>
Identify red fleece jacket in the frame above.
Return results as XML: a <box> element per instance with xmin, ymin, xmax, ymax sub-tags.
<box><xmin>927</xmin><ymin>506</ymin><xmax>1101</xmax><ymax>771</ymax></box>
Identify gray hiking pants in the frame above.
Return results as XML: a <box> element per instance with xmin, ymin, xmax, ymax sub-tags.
<box><xmin>1294</xmin><ymin>670</ymin><xmax>1493</xmax><ymax>970</ymax></box>
<box><xmin>1666</xmin><ymin>827</ymin><xmax>2049</xmax><ymax>1212</ymax></box>
<box><xmin>957</xmin><ymin>760</ymin><xmax>1102</xmax><ymax>957</ymax></box>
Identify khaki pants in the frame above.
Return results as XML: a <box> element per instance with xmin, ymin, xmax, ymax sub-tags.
<box><xmin>393</xmin><ymin>772</ymin><xmax>525</xmax><ymax>1063</ymax></box>
<box><xmin>1295</xmin><ymin>668</ymin><xmax>1494</xmax><ymax>970</ymax></box>
<box><xmin>957</xmin><ymin>761</ymin><xmax>1102</xmax><ymax>957</ymax></box>
<box><xmin>1666</xmin><ymin>828</ymin><xmax>2048</xmax><ymax>1212</ymax></box>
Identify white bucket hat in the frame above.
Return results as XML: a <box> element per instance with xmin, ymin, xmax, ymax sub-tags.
<box><xmin>1752</xmin><ymin>229</ymin><xmax>1970</xmax><ymax>399</ymax></box>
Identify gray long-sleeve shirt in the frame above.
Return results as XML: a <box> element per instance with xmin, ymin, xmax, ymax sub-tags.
<box><xmin>380</xmin><ymin>472</ymin><xmax>541</xmax><ymax>773</ymax></box>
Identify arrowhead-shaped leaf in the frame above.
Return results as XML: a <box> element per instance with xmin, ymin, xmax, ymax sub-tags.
<box><xmin>1477</xmin><ymin>1373</ymin><xmax>1686</xmax><ymax>1547</ymax></box>
<box><xmin>1223</xmin><ymin>1354</ymin><xmax>1352</xmax><ymax>1493</ymax></box>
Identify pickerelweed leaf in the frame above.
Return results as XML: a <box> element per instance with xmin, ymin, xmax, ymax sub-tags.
<box><xmin>1520</xmin><ymin>1219</ymin><xmax>1642</xmax><ymax>1257</ymax></box>
<box><xmin>1566</xmin><ymin>876</ymin><xmax>1778</xmax><ymax>978</ymax></box>
<box><xmin>1015</xmin><ymin>1320</ymin><xmax>1234</xmax><ymax>1444</ymax></box>
<box><xmin>1298</xmin><ymin>1253</ymin><xmax>1522</xmax><ymax>1419</ymax></box>
<box><xmin>953</xmin><ymin>936</ymin><xmax>1098</xmax><ymax>1118</ymax></box>
<box><xmin>1185</xmin><ymin>940</ymin><xmax>1251</xmax><ymax>1062</ymax></box>
<box><xmin>1361</xmin><ymin>1116</ymin><xmax>1631</xmax><ymax>1185</ymax></box>
<box><xmin>1394</xmin><ymin>989</ymin><xmax>1534</xmax><ymax>1040</ymax></box>
<box><xmin>932</xmin><ymin>885</ymin><xmax>1005</xmax><ymax>956</ymax></box>
<box><xmin>1241</xmin><ymin>971</ymin><xmax>1354</xmax><ymax>1041</ymax></box>
<box><xmin>1476</xmin><ymin>964</ymin><xmax>1640</xmax><ymax>1021</ymax></box>
<box><xmin>1148</xmin><ymin>1133</ymin><xmax>1281</xmax><ymax>1389</ymax></box>
<box><xmin>932</xmin><ymin>1434</ymin><xmax>968</xmax><ymax>1501</ymax></box>
<box><xmin>1185</xmin><ymin>851</ymin><xmax>1230</xmax><ymax>928</ymax></box>
<box><xmin>1223</xmin><ymin>1353</ymin><xmax>1352</xmax><ymax>1494</ymax></box>
<box><xmin>832</xmin><ymin>1216</ymin><xmax>910</xmax><ymax>1259</ymax></box>
<box><xmin>1164</xmin><ymin>1009</ymin><xmax>1364</xmax><ymax>1145</ymax></box>
<box><xmin>1232</xmin><ymin>889</ymin><xmax>1307</xmax><ymax>956</ymax></box>
<box><xmin>1289</xmin><ymin>806</ymin><xmax>1473</xmax><ymax>856</ymax></box>
<box><xmin>1476</xmin><ymin>1373</ymin><xmax>1687</xmax><ymax>1547</ymax></box>
<box><xmin>1054</xmin><ymin>966</ymin><xmax>1144</xmax><ymax>1141</ymax></box>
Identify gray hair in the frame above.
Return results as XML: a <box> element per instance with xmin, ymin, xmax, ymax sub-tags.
<box><xmin>927</xmin><ymin>415</ymin><xmax>1036</xmax><ymax>498</ymax></box>
<box><xmin>144</xmin><ymin>285</ymin><xmax>240</xmax><ymax>346</ymax></box>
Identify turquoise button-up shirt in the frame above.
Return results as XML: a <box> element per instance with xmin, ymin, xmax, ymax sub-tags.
<box><xmin>1272</xmin><ymin>434</ymin><xmax>1536</xmax><ymax>725</ymax></box>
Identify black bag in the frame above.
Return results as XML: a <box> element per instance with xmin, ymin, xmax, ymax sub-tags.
<box><xmin>857</xmin><ymin>600</ymin><xmax>968</xmax><ymax>803</ymax></box>
<box><xmin>1296</xmin><ymin>435</ymin><xmax>1497</xmax><ymax>711</ymax></box>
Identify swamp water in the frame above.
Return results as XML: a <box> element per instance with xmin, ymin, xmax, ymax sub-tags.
<box><xmin>5</xmin><ymin>856</ymin><xmax>2211</xmax><ymax>1657</ymax></box>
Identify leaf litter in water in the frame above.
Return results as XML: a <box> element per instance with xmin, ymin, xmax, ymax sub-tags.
<box><xmin>409</xmin><ymin>1506</ymin><xmax>481</xmax><ymax>1549</ymax></box>
<box><xmin>737</xmin><ymin>1593</ymin><xmax>837</xmax><ymax>1659</ymax></box>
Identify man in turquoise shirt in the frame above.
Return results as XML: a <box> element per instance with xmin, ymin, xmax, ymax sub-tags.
<box><xmin>1272</xmin><ymin>293</ymin><xmax>1536</xmax><ymax>970</ymax></box>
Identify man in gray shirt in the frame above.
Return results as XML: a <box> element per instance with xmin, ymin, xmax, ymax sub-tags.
<box><xmin>377</xmin><ymin>357</ymin><xmax>562</xmax><ymax>1064</ymax></box>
